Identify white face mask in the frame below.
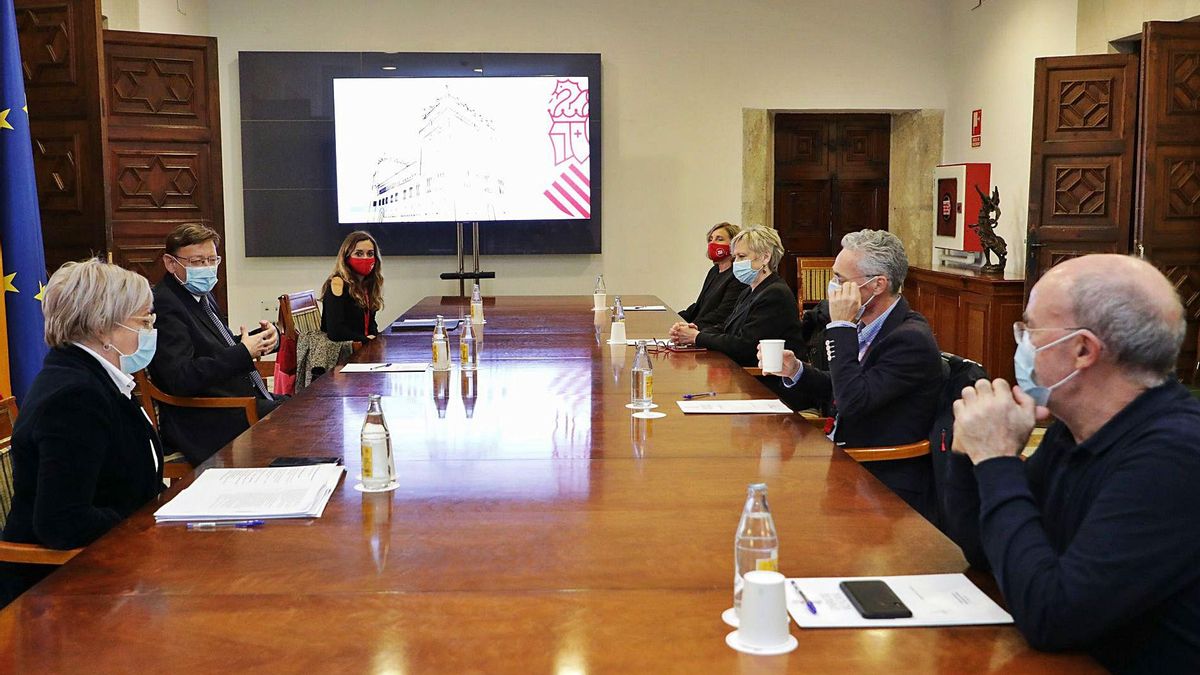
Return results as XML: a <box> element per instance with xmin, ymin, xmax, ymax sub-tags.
<box><xmin>827</xmin><ymin>276</ymin><xmax>881</xmax><ymax>322</ymax></box>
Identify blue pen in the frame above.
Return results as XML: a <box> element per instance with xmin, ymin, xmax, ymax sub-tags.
<box><xmin>790</xmin><ymin>580</ymin><xmax>818</xmax><ymax>615</ymax></box>
<box><xmin>682</xmin><ymin>391</ymin><xmax>717</xmax><ymax>400</ymax></box>
<box><xmin>186</xmin><ymin>520</ymin><xmax>265</xmax><ymax>530</ymax></box>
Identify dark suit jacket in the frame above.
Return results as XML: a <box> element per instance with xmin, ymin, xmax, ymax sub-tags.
<box><xmin>694</xmin><ymin>273</ymin><xmax>805</xmax><ymax>367</ymax></box>
<box><xmin>783</xmin><ymin>296</ymin><xmax>944</xmax><ymax>507</ymax></box>
<box><xmin>321</xmin><ymin>281</ymin><xmax>379</xmax><ymax>342</ymax></box>
<box><xmin>149</xmin><ymin>274</ymin><xmax>272</xmax><ymax>465</ymax></box>
<box><xmin>1</xmin><ymin>346</ymin><xmax>164</xmax><ymax>606</ymax></box>
<box><xmin>677</xmin><ymin>265</ymin><xmax>742</xmax><ymax>331</ymax></box>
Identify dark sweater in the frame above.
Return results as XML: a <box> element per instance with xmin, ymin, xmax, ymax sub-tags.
<box><xmin>678</xmin><ymin>265</ymin><xmax>742</xmax><ymax>331</ymax></box>
<box><xmin>947</xmin><ymin>381</ymin><xmax>1200</xmax><ymax>673</ymax></box>
<box><xmin>321</xmin><ymin>280</ymin><xmax>379</xmax><ymax>343</ymax></box>
<box><xmin>693</xmin><ymin>273</ymin><xmax>804</xmax><ymax>367</ymax></box>
<box><xmin>1</xmin><ymin>346</ymin><xmax>164</xmax><ymax>606</ymax></box>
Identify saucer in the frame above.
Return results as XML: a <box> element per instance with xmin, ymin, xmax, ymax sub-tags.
<box><xmin>724</xmin><ymin>631</ymin><xmax>798</xmax><ymax>655</ymax></box>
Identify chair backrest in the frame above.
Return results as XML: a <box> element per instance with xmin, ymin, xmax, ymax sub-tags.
<box><xmin>796</xmin><ymin>257</ymin><xmax>836</xmax><ymax>309</ymax></box>
<box><xmin>279</xmin><ymin>290</ymin><xmax>322</xmax><ymax>339</ymax></box>
<box><xmin>0</xmin><ymin>396</ymin><xmax>17</xmax><ymax>530</ymax></box>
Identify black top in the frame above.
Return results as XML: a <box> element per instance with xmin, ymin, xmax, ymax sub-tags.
<box><xmin>693</xmin><ymin>273</ymin><xmax>804</xmax><ymax>367</ymax></box>
<box><xmin>678</xmin><ymin>265</ymin><xmax>742</xmax><ymax>331</ymax></box>
<box><xmin>1</xmin><ymin>346</ymin><xmax>164</xmax><ymax>606</ymax></box>
<box><xmin>946</xmin><ymin>381</ymin><xmax>1200</xmax><ymax>673</ymax></box>
<box><xmin>320</xmin><ymin>278</ymin><xmax>379</xmax><ymax>342</ymax></box>
<box><xmin>149</xmin><ymin>273</ymin><xmax>265</xmax><ymax>465</ymax></box>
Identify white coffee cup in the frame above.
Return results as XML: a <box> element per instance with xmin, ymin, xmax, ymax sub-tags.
<box><xmin>759</xmin><ymin>339</ymin><xmax>785</xmax><ymax>375</ymax></box>
<box><xmin>738</xmin><ymin>570</ymin><xmax>790</xmax><ymax>648</ymax></box>
<box><xmin>609</xmin><ymin>320</ymin><xmax>627</xmax><ymax>344</ymax></box>
<box><xmin>593</xmin><ymin>293</ymin><xmax>607</xmax><ymax>310</ymax></box>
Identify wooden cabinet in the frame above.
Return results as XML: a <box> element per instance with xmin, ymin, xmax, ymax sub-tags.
<box><xmin>905</xmin><ymin>266</ymin><xmax>1025</xmax><ymax>382</ymax></box>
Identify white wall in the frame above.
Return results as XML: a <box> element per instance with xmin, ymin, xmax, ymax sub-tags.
<box><xmin>1076</xmin><ymin>0</ymin><xmax>1200</xmax><ymax>53</ymax></box>
<box><xmin>198</xmin><ymin>0</ymin><xmax>949</xmax><ymax>327</ymax></box>
<box><xmin>101</xmin><ymin>0</ymin><xmax>139</xmax><ymax>31</ymax></box>
<box><xmin>942</xmin><ymin>0</ymin><xmax>1077</xmax><ymax>277</ymax></box>
<box><xmin>137</xmin><ymin>0</ymin><xmax>208</xmax><ymax>35</ymax></box>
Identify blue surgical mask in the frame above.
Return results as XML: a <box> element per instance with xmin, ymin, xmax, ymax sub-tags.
<box><xmin>828</xmin><ymin>276</ymin><xmax>881</xmax><ymax>322</ymax></box>
<box><xmin>171</xmin><ymin>255</ymin><xmax>219</xmax><ymax>295</ymax></box>
<box><xmin>1014</xmin><ymin>330</ymin><xmax>1083</xmax><ymax>406</ymax></box>
<box><xmin>732</xmin><ymin>259</ymin><xmax>759</xmax><ymax>285</ymax></box>
<box><xmin>109</xmin><ymin>324</ymin><xmax>158</xmax><ymax>374</ymax></box>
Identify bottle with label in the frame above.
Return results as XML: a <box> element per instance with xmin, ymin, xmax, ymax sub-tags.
<box><xmin>593</xmin><ymin>274</ymin><xmax>607</xmax><ymax>310</ymax></box>
<box><xmin>470</xmin><ymin>283</ymin><xmax>485</xmax><ymax>324</ymax></box>
<box><xmin>432</xmin><ymin>315</ymin><xmax>450</xmax><ymax>371</ymax></box>
<box><xmin>733</xmin><ymin>483</ymin><xmax>779</xmax><ymax>617</ymax></box>
<box><xmin>613</xmin><ymin>295</ymin><xmax>626</xmax><ymax>323</ymax></box>
<box><xmin>360</xmin><ymin>394</ymin><xmax>394</xmax><ymax>490</ymax></box>
<box><xmin>459</xmin><ymin>318</ymin><xmax>478</xmax><ymax>370</ymax></box>
<box><xmin>630</xmin><ymin>340</ymin><xmax>653</xmax><ymax>409</ymax></box>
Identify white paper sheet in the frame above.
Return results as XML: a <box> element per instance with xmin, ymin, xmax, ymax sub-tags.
<box><xmin>675</xmin><ymin>399</ymin><xmax>792</xmax><ymax>414</ymax></box>
<box><xmin>785</xmin><ymin>574</ymin><xmax>1014</xmax><ymax>628</ymax></box>
<box><xmin>340</xmin><ymin>362</ymin><xmax>430</xmax><ymax>373</ymax></box>
<box><xmin>623</xmin><ymin>305</ymin><xmax>667</xmax><ymax>311</ymax></box>
<box><xmin>154</xmin><ymin>465</ymin><xmax>345</xmax><ymax>522</ymax></box>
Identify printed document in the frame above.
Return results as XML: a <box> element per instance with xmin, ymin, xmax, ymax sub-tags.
<box><xmin>154</xmin><ymin>464</ymin><xmax>344</xmax><ymax>523</ymax></box>
<box><xmin>676</xmin><ymin>399</ymin><xmax>793</xmax><ymax>414</ymax></box>
<box><xmin>786</xmin><ymin>574</ymin><xmax>1014</xmax><ymax>628</ymax></box>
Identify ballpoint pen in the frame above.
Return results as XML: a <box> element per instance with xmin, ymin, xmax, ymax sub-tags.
<box><xmin>790</xmin><ymin>580</ymin><xmax>818</xmax><ymax>615</ymax></box>
<box><xmin>681</xmin><ymin>391</ymin><xmax>717</xmax><ymax>400</ymax></box>
<box><xmin>186</xmin><ymin>520</ymin><xmax>265</xmax><ymax>530</ymax></box>
<box><xmin>371</xmin><ymin>363</ymin><xmax>393</xmax><ymax>370</ymax></box>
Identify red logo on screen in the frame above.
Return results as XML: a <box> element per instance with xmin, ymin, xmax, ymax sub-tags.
<box><xmin>547</xmin><ymin>79</ymin><xmax>590</xmax><ymax>166</ymax></box>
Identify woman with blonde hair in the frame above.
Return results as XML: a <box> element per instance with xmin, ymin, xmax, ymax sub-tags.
<box><xmin>1</xmin><ymin>260</ymin><xmax>164</xmax><ymax>607</ymax></box>
<box><xmin>677</xmin><ymin>222</ymin><xmax>744</xmax><ymax>330</ymax></box>
<box><xmin>321</xmin><ymin>231</ymin><xmax>384</xmax><ymax>342</ymax></box>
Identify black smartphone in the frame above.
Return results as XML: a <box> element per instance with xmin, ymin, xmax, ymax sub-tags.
<box><xmin>269</xmin><ymin>456</ymin><xmax>343</xmax><ymax>467</ymax></box>
<box><xmin>839</xmin><ymin>580</ymin><xmax>913</xmax><ymax>619</ymax></box>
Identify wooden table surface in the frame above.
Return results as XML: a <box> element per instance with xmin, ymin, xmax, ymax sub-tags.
<box><xmin>0</xmin><ymin>295</ymin><xmax>1099</xmax><ymax>673</ymax></box>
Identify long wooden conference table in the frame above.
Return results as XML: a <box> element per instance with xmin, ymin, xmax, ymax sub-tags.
<box><xmin>0</xmin><ymin>295</ymin><xmax>1099</xmax><ymax>672</ymax></box>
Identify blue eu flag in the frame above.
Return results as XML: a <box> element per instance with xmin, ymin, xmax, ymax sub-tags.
<box><xmin>0</xmin><ymin>0</ymin><xmax>50</xmax><ymax>403</ymax></box>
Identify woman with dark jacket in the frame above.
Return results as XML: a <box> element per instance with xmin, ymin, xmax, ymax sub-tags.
<box><xmin>677</xmin><ymin>222</ymin><xmax>744</xmax><ymax>330</ymax></box>
<box><xmin>1</xmin><ymin>260</ymin><xmax>165</xmax><ymax>607</ymax></box>
<box><xmin>670</xmin><ymin>226</ymin><xmax>804</xmax><ymax>366</ymax></box>
<box><xmin>321</xmin><ymin>231</ymin><xmax>384</xmax><ymax>342</ymax></box>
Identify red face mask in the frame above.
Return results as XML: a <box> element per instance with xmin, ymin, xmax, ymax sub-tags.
<box><xmin>348</xmin><ymin>257</ymin><xmax>376</xmax><ymax>276</ymax></box>
<box><xmin>707</xmin><ymin>242</ymin><xmax>730</xmax><ymax>261</ymax></box>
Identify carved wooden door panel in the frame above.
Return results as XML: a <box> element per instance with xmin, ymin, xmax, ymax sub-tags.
<box><xmin>773</xmin><ymin>114</ymin><xmax>889</xmax><ymax>294</ymax></box>
<box><xmin>15</xmin><ymin>0</ymin><xmax>108</xmax><ymax>273</ymax></box>
<box><xmin>1025</xmin><ymin>54</ymin><xmax>1139</xmax><ymax>298</ymax></box>
<box><xmin>1134</xmin><ymin>22</ymin><xmax>1200</xmax><ymax>371</ymax></box>
<box><xmin>102</xmin><ymin>30</ymin><xmax>226</xmax><ymax>310</ymax></box>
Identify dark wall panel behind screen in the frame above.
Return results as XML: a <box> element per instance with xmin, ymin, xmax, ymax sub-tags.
<box><xmin>240</xmin><ymin>51</ymin><xmax>601</xmax><ymax>257</ymax></box>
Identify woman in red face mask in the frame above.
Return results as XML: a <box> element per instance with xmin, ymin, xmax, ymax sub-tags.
<box><xmin>320</xmin><ymin>231</ymin><xmax>384</xmax><ymax>342</ymax></box>
<box><xmin>675</xmin><ymin>222</ymin><xmax>744</xmax><ymax>331</ymax></box>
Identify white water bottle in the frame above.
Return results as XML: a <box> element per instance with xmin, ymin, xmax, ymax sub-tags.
<box><xmin>360</xmin><ymin>394</ymin><xmax>394</xmax><ymax>490</ymax></box>
<box><xmin>734</xmin><ymin>483</ymin><xmax>779</xmax><ymax>618</ymax></box>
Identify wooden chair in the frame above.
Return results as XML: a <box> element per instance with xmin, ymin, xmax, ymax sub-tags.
<box><xmin>278</xmin><ymin>290</ymin><xmax>323</xmax><ymax>341</ymax></box>
<box><xmin>0</xmin><ymin>396</ymin><xmax>83</xmax><ymax>566</ymax></box>
<box><xmin>133</xmin><ymin>370</ymin><xmax>260</xmax><ymax>433</ymax></box>
<box><xmin>796</xmin><ymin>257</ymin><xmax>836</xmax><ymax>309</ymax></box>
<box><xmin>843</xmin><ymin>439</ymin><xmax>931</xmax><ymax>462</ymax></box>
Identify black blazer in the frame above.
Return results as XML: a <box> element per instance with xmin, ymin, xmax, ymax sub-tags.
<box><xmin>1</xmin><ymin>346</ymin><xmax>164</xmax><ymax>605</ymax></box>
<box><xmin>149</xmin><ymin>274</ymin><xmax>266</xmax><ymax>465</ymax></box>
<box><xmin>784</xmin><ymin>296</ymin><xmax>944</xmax><ymax>507</ymax></box>
<box><xmin>694</xmin><ymin>273</ymin><xmax>805</xmax><ymax>367</ymax></box>
<box><xmin>678</xmin><ymin>265</ymin><xmax>742</xmax><ymax>331</ymax></box>
<box><xmin>321</xmin><ymin>279</ymin><xmax>379</xmax><ymax>342</ymax></box>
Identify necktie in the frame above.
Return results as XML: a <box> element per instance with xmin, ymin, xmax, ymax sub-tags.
<box><xmin>201</xmin><ymin>295</ymin><xmax>272</xmax><ymax>401</ymax></box>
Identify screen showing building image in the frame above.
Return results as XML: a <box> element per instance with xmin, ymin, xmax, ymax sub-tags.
<box><xmin>334</xmin><ymin>77</ymin><xmax>591</xmax><ymax>224</ymax></box>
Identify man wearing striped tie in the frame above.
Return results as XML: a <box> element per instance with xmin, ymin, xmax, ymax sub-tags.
<box><xmin>149</xmin><ymin>224</ymin><xmax>282</xmax><ymax>465</ymax></box>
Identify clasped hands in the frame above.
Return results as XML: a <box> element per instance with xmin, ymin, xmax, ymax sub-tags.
<box><xmin>668</xmin><ymin>321</ymin><xmax>700</xmax><ymax>346</ymax></box>
<box><xmin>239</xmin><ymin>320</ymin><xmax>279</xmax><ymax>358</ymax></box>
<box><xmin>952</xmin><ymin>378</ymin><xmax>1051</xmax><ymax>465</ymax></box>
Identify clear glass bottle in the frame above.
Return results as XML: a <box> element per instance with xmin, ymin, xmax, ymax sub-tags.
<box><xmin>360</xmin><ymin>394</ymin><xmax>394</xmax><ymax>490</ymax></box>
<box><xmin>470</xmin><ymin>283</ymin><xmax>485</xmax><ymax>324</ymax></box>
<box><xmin>432</xmin><ymin>315</ymin><xmax>450</xmax><ymax>371</ymax></box>
<box><xmin>459</xmin><ymin>318</ymin><xmax>478</xmax><ymax>370</ymax></box>
<box><xmin>613</xmin><ymin>295</ymin><xmax>626</xmax><ymax>323</ymax></box>
<box><xmin>593</xmin><ymin>274</ymin><xmax>606</xmax><ymax>310</ymax></box>
<box><xmin>630</xmin><ymin>340</ymin><xmax>653</xmax><ymax>409</ymax></box>
<box><xmin>733</xmin><ymin>483</ymin><xmax>779</xmax><ymax>617</ymax></box>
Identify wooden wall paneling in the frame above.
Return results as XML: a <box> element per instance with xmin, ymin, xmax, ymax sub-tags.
<box><xmin>1025</xmin><ymin>54</ymin><xmax>1139</xmax><ymax>298</ymax></box>
<box><xmin>102</xmin><ymin>30</ymin><xmax>226</xmax><ymax>310</ymax></box>
<box><xmin>16</xmin><ymin>0</ymin><xmax>109</xmax><ymax>272</ymax></box>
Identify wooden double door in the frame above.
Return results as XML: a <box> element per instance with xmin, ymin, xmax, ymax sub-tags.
<box><xmin>773</xmin><ymin>113</ymin><xmax>890</xmax><ymax>293</ymax></box>
<box><xmin>1027</xmin><ymin>22</ymin><xmax>1200</xmax><ymax>370</ymax></box>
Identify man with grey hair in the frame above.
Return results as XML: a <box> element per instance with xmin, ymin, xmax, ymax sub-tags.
<box><xmin>764</xmin><ymin>229</ymin><xmax>944</xmax><ymax>512</ymax></box>
<box><xmin>949</xmin><ymin>254</ymin><xmax>1200</xmax><ymax>671</ymax></box>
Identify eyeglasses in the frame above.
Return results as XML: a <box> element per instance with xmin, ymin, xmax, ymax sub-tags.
<box><xmin>129</xmin><ymin>313</ymin><xmax>156</xmax><ymax>330</ymax></box>
<box><xmin>173</xmin><ymin>254</ymin><xmax>222</xmax><ymax>267</ymax></box>
<box><xmin>1012</xmin><ymin>321</ymin><xmax>1086</xmax><ymax>344</ymax></box>
<box><xmin>832</xmin><ymin>273</ymin><xmax>880</xmax><ymax>284</ymax></box>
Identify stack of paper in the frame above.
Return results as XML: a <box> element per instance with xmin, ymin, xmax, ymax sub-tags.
<box><xmin>675</xmin><ymin>399</ymin><xmax>793</xmax><ymax>414</ymax></box>
<box><xmin>154</xmin><ymin>465</ymin><xmax>344</xmax><ymax>523</ymax></box>
<box><xmin>340</xmin><ymin>363</ymin><xmax>429</xmax><ymax>373</ymax></box>
<box><xmin>785</xmin><ymin>574</ymin><xmax>1013</xmax><ymax>628</ymax></box>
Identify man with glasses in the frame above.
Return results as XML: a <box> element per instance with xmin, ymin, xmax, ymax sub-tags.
<box><xmin>949</xmin><ymin>254</ymin><xmax>1200</xmax><ymax>671</ymax></box>
<box><xmin>762</xmin><ymin>229</ymin><xmax>944</xmax><ymax>515</ymax></box>
<box><xmin>148</xmin><ymin>223</ymin><xmax>281</xmax><ymax>464</ymax></box>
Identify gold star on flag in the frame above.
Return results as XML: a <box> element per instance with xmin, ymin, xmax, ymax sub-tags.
<box><xmin>3</xmin><ymin>273</ymin><xmax>17</xmax><ymax>293</ymax></box>
<box><xmin>0</xmin><ymin>109</ymin><xmax>12</xmax><ymax>131</ymax></box>
<box><xmin>35</xmin><ymin>281</ymin><xmax>46</xmax><ymax>302</ymax></box>
<box><xmin>22</xmin><ymin>102</ymin><xmax>28</xmax><ymax>114</ymax></box>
